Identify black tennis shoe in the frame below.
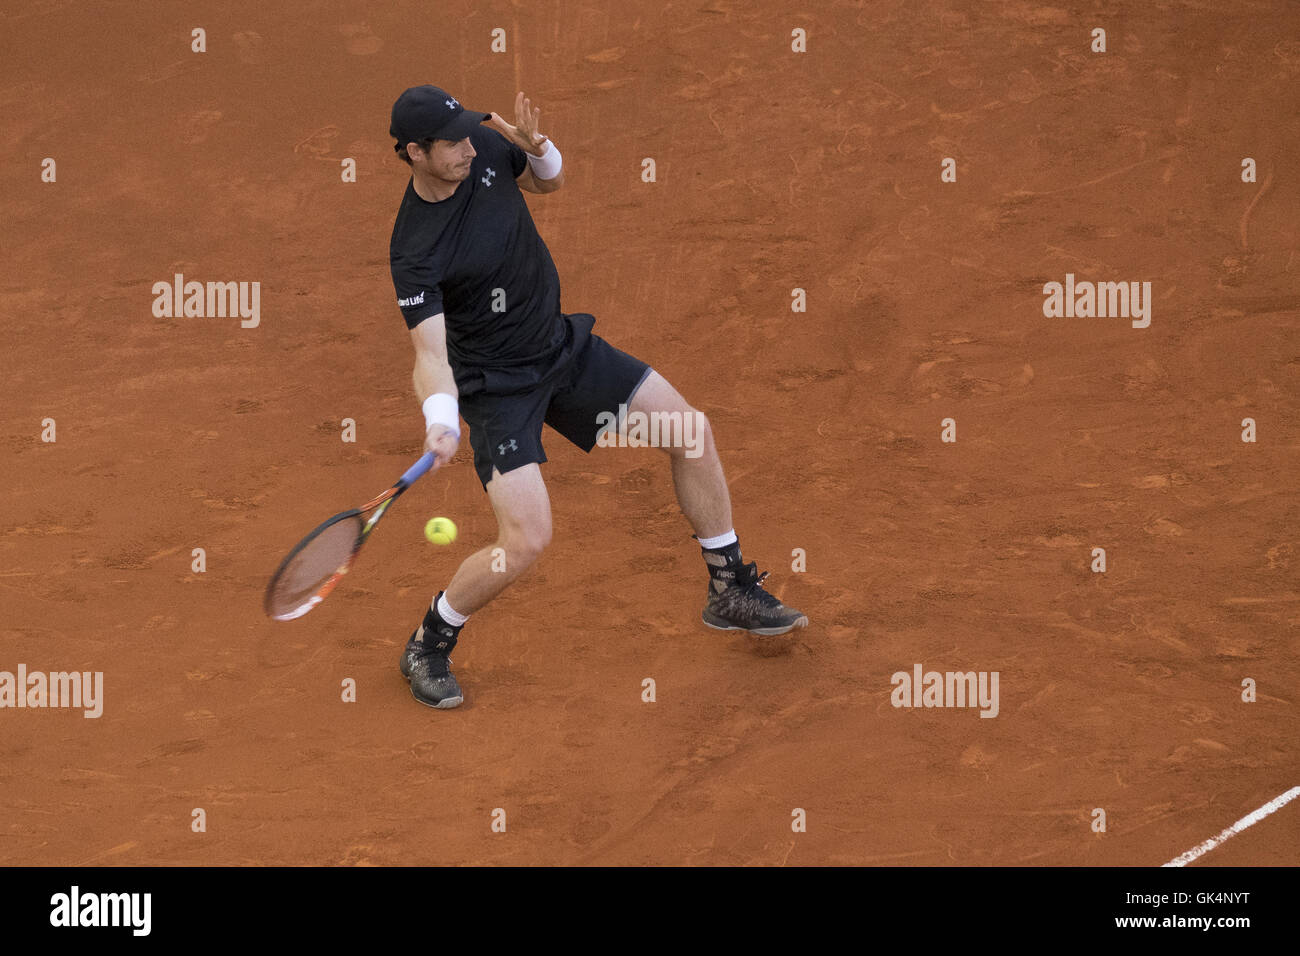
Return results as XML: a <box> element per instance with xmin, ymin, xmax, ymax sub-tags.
<box><xmin>701</xmin><ymin>561</ymin><xmax>809</xmax><ymax>636</ymax></box>
<box><xmin>400</xmin><ymin>600</ymin><xmax>463</xmax><ymax>709</ymax></box>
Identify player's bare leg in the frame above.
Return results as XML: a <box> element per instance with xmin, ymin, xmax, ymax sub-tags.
<box><xmin>401</xmin><ymin>463</ymin><xmax>552</xmax><ymax>709</ymax></box>
<box><xmin>627</xmin><ymin>370</ymin><xmax>808</xmax><ymax>636</ymax></box>
<box><xmin>445</xmin><ymin>463</ymin><xmax>552</xmax><ymax>612</ymax></box>
<box><xmin>626</xmin><ymin>371</ymin><xmax>732</xmax><ymax>539</ymax></box>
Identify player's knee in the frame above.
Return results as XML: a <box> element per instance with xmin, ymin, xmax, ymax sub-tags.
<box><xmin>502</xmin><ymin>520</ymin><xmax>551</xmax><ymax>567</ymax></box>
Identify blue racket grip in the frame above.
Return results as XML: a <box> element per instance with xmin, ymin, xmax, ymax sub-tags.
<box><xmin>399</xmin><ymin>451</ymin><xmax>436</xmax><ymax>486</ymax></box>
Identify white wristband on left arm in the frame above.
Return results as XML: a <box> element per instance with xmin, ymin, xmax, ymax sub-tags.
<box><xmin>526</xmin><ymin>140</ymin><xmax>562</xmax><ymax>181</ymax></box>
<box><xmin>422</xmin><ymin>393</ymin><xmax>460</xmax><ymax>439</ymax></box>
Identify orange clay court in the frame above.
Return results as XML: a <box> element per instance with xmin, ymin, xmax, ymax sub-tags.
<box><xmin>1</xmin><ymin>0</ymin><xmax>1297</xmax><ymax>865</ymax></box>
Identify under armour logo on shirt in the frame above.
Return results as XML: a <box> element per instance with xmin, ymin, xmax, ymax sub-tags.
<box><xmin>498</xmin><ymin>439</ymin><xmax>518</xmax><ymax>455</ymax></box>
<box><xmin>482</xmin><ymin>167</ymin><xmax>497</xmax><ymax>187</ymax></box>
<box><xmin>445</xmin><ymin>97</ymin><xmax>459</xmax><ymax>109</ymax></box>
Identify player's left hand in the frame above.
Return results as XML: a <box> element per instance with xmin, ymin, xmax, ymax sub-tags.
<box><xmin>489</xmin><ymin>91</ymin><xmax>549</xmax><ymax>156</ymax></box>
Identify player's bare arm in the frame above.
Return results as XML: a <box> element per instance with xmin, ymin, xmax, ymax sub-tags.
<box><xmin>490</xmin><ymin>91</ymin><xmax>564</xmax><ymax>194</ymax></box>
<box><xmin>410</xmin><ymin>312</ymin><xmax>460</xmax><ymax>469</ymax></box>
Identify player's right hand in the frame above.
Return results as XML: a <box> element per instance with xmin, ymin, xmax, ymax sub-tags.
<box><xmin>425</xmin><ymin>425</ymin><xmax>460</xmax><ymax>469</ymax></box>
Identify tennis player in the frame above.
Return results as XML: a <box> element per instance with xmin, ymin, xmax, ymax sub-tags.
<box><xmin>388</xmin><ymin>85</ymin><xmax>808</xmax><ymax>709</ymax></box>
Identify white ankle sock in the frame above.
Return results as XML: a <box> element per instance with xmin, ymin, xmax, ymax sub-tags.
<box><xmin>436</xmin><ymin>592</ymin><xmax>469</xmax><ymax>627</ymax></box>
<box><xmin>696</xmin><ymin>529</ymin><xmax>738</xmax><ymax>550</ymax></box>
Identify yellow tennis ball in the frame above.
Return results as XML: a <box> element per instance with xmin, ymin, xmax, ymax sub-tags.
<box><xmin>424</xmin><ymin>517</ymin><xmax>457</xmax><ymax>545</ymax></box>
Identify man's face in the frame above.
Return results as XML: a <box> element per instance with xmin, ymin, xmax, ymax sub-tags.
<box><xmin>409</xmin><ymin>136</ymin><xmax>476</xmax><ymax>181</ymax></box>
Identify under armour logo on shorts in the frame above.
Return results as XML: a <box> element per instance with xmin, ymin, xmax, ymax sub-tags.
<box><xmin>498</xmin><ymin>439</ymin><xmax>518</xmax><ymax>455</ymax></box>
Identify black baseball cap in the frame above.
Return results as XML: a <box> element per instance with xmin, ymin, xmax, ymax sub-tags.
<box><xmin>391</xmin><ymin>85</ymin><xmax>489</xmax><ymax>154</ymax></box>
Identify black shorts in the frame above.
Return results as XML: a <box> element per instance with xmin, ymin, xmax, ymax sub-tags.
<box><xmin>457</xmin><ymin>313</ymin><xmax>652</xmax><ymax>489</ymax></box>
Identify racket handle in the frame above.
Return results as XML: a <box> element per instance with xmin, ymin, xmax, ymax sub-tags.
<box><xmin>400</xmin><ymin>451</ymin><xmax>437</xmax><ymax>486</ymax></box>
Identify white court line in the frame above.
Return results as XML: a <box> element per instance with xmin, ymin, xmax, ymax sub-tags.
<box><xmin>1163</xmin><ymin>786</ymin><xmax>1300</xmax><ymax>867</ymax></box>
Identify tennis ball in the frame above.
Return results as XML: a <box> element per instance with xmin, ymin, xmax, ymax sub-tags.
<box><xmin>424</xmin><ymin>517</ymin><xmax>457</xmax><ymax>546</ymax></box>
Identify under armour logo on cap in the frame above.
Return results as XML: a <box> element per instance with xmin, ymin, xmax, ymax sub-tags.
<box><xmin>390</xmin><ymin>85</ymin><xmax>489</xmax><ymax>152</ymax></box>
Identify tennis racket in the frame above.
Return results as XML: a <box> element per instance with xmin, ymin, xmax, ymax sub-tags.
<box><xmin>264</xmin><ymin>452</ymin><xmax>436</xmax><ymax>621</ymax></box>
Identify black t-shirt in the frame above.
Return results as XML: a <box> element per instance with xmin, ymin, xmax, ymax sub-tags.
<box><xmin>389</xmin><ymin>126</ymin><xmax>567</xmax><ymax>388</ymax></box>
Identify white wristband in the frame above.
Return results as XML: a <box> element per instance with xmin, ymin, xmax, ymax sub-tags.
<box><xmin>526</xmin><ymin>140</ymin><xmax>562</xmax><ymax>181</ymax></box>
<box><xmin>422</xmin><ymin>393</ymin><xmax>460</xmax><ymax>438</ymax></box>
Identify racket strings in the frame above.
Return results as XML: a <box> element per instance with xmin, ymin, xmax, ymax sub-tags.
<box><xmin>266</xmin><ymin>516</ymin><xmax>363</xmax><ymax>618</ymax></box>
